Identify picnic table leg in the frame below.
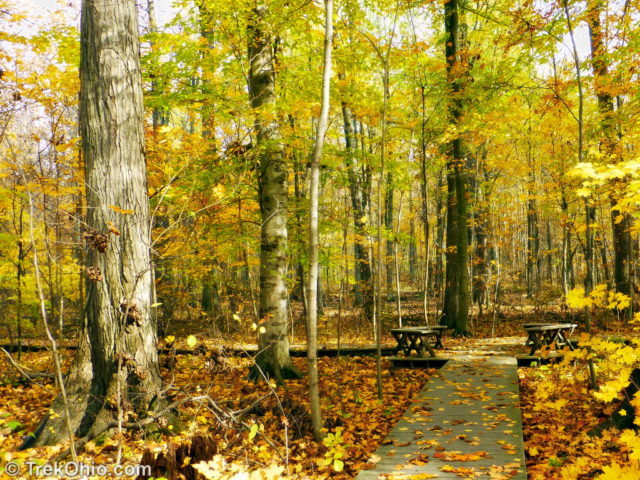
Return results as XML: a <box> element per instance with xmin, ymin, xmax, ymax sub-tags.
<box><xmin>408</xmin><ymin>334</ymin><xmax>422</xmax><ymax>356</ymax></box>
<box><xmin>525</xmin><ymin>331</ymin><xmax>535</xmax><ymax>346</ymax></box>
<box><xmin>424</xmin><ymin>340</ymin><xmax>436</xmax><ymax>358</ymax></box>
<box><xmin>529</xmin><ymin>332</ymin><xmax>542</xmax><ymax>356</ymax></box>
<box><xmin>391</xmin><ymin>333</ymin><xmax>402</xmax><ymax>356</ymax></box>
<box><xmin>558</xmin><ymin>331</ymin><xmax>575</xmax><ymax>350</ymax></box>
<box><xmin>434</xmin><ymin>332</ymin><xmax>444</xmax><ymax>349</ymax></box>
<box><xmin>394</xmin><ymin>332</ymin><xmax>411</xmax><ymax>356</ymax></box>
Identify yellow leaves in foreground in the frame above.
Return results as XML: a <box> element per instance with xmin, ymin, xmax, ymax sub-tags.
<box><xmin>193</xmin><ymin>456</ymin><xmax>285</xmax><ymax>480</ymax></box>
<box><xmin>566</xmin><ymin>287</ymin><xmax>592</xmax><ymax>309</ymax></box>
<box><xmin>620</xmin><ymin>430</ymin><xmax>640</xmax><ymax>463</ymax></box>
<box><xmin>593</xmin><ymin>375</ymin><xmax>631</xmax><ymax>403</ymax></box>
<box><xmin>321</xmin><ymin>428</ymin><xmax>346</xmax><ymax>472</ymax></box>
<box><xmin>522</xmin><ymin>333</ymin><xmax>640</xmax><ymax>480</ymax></box>
<box><xmin>597</xmin><ymin>463</ymin><xmax>640</xmax><ymax>480</ymax></box>
<box><xmin>565</xmin><ymin>285</ymin><xmax>631</xmax><ymax>311</ymax></box>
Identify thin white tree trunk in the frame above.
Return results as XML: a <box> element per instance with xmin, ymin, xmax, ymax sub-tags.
<box><xmin>394</xmin><ymin>193</ymin><xmax>404</xmax><ymax>326</ymax></box>
<box><xmin>307</xmin><ymin>0</ymin><xmax>333</xmax><ymax>441</ymax></box>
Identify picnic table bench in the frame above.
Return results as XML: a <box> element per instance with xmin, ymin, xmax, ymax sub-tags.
<box><xmin>524</xmin><ymin>323</ymin><xmax>577</xmax><ymax>355</ymax></box>
<box><xmin>390</xmin><ymin>327</ymin><xmax>446</xmax><ymax>358</ymax></box>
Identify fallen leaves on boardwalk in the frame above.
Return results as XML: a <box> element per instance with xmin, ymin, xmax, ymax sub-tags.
<box><xmin>433</xmin><ymin>450</ymin><xmax>489</xmax><ymax>461</ymax></box>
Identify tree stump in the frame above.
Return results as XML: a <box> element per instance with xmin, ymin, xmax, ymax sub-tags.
<box><xmin>138</xmin><ymin>435</ymin><xmax>217</xmax><ymax>480</ymax></box>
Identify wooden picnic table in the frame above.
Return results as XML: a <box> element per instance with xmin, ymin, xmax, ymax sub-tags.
<box><xmin>390</xmin><ymin>327</ymin><xmax>444</xmax><ymax>358</ymax></box>
<box><xmin>524</xmin><ymin>323</ymin><xmax>577</xmax><ymax>355</ymax></box>
<box><xmin>523</xmin><ymin>323</ymin><xmax>552</xmax><ymax>346</ymax></box>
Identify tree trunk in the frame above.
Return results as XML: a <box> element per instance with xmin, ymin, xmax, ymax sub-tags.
<box><xmin>443</xmin><ymin>161</ymin><xmax>458</xmax><ymax>327</ymax></box>
<box><xmin>546</xmin><ymin>220</ymin><xmax>553</xmax><ymax>282</ymax></box>
<box><xmin>434</xmin><ymin>168</ymin><xmax>445</xmax><ymax>300</ymax></box>
<box><xmin>247</xmin><ymin>4</ymin><xmax>300</xmax><ymax>381</ymax></box>
<box><xmin>341</xmin><ymin>102</ymin><xmax>372</xmax><ymax>318</ymax></box>
<box><xmin>290</xmin><ymin>115</ymin><xmax>307</xmax><ymax>312</ymax></box>
<box><xmin>472</xmin><ymin>166</ymin><xmax>489</xmax><ymax>309</ymax></box>
<box><xmin>16</xmin><ymin>218</ymin><xmax>25</xmax><ymax>356</ymax></box>
<box><xmin>442</xmin><ymin>0</ymin><xmax>469</xmax><ymax>335</ymax></box>
<box><xmin>526</xmin><ymin>166</ymin><xmax>540</xmax><ymax>297</ymax></box>
<box><xmin>587</xmin><ymin>0</ymin><xmax>632</xmax><ymax>310</ymax></box>
<box><xmin>146</xmin><ymin>0</ymin><xmax>169</xmax><ymax>131</ymax></box>
<box><xmin>564</xmin><ymin>0</ymin><xmax>597</xmax><ymax>389</ymax></box>
<box><xmin>196</xmin><ymin>0</ymin><xmax>218</xmax><ymax>149</ymax></box>
<box><xmin>419</xmin><ymin>86</ymin><xmax>430</xmax><ymax>321</ymax></box>
<box><xmin>408</xmin><ymin>190</ymin><xmax>417</xmax><ymax>284</ymax></box>
<box><xmin>385</xmin><ymin>172</ymin><xmax>394</xmax><ymax>293</ymax></box>
<box><xmin>26</xmin><ymin>0</ymin><xmax>165</xmax><ymax>448</ymax></box>
<box><xmin>560</xmin><ymin>187</ymin><xmax>572</xmax><ymax>295</ymax></box>
<box><xmin>306</xmin><ymin>0</ymin><xmax>333</xmax><ymax>440</ymax></box>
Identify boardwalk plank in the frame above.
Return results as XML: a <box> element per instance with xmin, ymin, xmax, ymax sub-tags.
<box><xmin>355</xmin><ymin>355</ymin><xmax>527</xmax><ymax>480</ymax></box>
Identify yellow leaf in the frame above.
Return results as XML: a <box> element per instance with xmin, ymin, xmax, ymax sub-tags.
<box><xmin>186</xmin><ymin>335</ymin><xmax>197</xmax><ymax>348</ymax></box>
<box><xmin>576</xmin><ymin>187</ymin><xmax>591</xmax><ymax>198</ymax></box>
<box><xmin>108</xmin><ymin>205</ymin><xmax>134</xmax><ymax>215</ymax></box>
<box><xmin>566</xmin><ymin>287</ymin><xmax>590</xmax><ymax>309</ymax></box>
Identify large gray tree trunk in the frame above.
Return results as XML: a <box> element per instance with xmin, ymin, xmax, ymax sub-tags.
<box><xmin>442</xmin><ymin>0</ymin><xmax>469</xmax><ymax>335</ymax></box>
<box><xmin>247</xmin><ymin>4</ymin><xmax>300</xmax><ymax>381</ymax></box>
<box><xmin>26</xmin><ymin>0</ymin><xmax>165</xmax><ymax>447</ymax></box>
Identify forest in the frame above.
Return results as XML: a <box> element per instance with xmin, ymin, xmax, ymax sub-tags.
<box><xmin>0</xmin><ymin>0</ymin><xmax>639</xmax><ymax>479</ymax></box>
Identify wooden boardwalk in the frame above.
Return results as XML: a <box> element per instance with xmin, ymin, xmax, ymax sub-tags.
<box><xmin>357</xmin><ymin>355</ymin><xmax>527</xmax><ymax>480</ymax></box>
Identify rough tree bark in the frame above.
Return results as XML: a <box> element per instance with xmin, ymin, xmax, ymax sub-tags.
<box><xmin>24</xmin><ymin>0</ymin><xmax>165</xmax><ymax>448</ymax></box>
<box><xmin>472</xmin><ymin>159</ymin><xmax>490</xmax><ymax>309</ymax></box>
<box><xmin>247</xmin><ymin>3</ymin><xmax>300</xmax><ymax>381</ymax></box>
<box><xmin>341</xmin><ymin>101</ymin><xmax>373</xmax><ymax>318</ymax></box>
<box><xmin>442</xmin><ymin>0</ymin><xmax>470</xmax><ymax>335</ymax></box>
<box><xmin>587</xmin><ymin>0</ymin><xmax>632</xmax><ymax>310</ymax></box>
<box><xmin>434</xmin><ymin>169</ymin><xmax>445</xmax><ymax>301</ymax></box>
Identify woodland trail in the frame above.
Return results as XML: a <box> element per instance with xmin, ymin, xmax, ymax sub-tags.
<box><xmin>356</xmin><ymin>346</ymin><xmax>527</xmax><ymax>480</ymax></box>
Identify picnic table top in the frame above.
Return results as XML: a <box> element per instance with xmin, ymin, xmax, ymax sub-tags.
<box><xmin>390</xmin><ymin>327</ymin><xmax>445</xmax><ymax>334</ymax></box>
<box><xmin>391</xmin><ymin>325</ymin><xmax>449</xmax><ymax>331</ymax></box>
<box><xmin>524</xmin><ymin>323</ymin><xmax>577</xmax><ymax>331</ymax></box>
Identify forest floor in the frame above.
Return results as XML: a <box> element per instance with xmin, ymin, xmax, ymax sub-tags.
<box><xmin>0</xmin><ymin>306</ymin><xmax>638</xmax><ymax>479</ymax></box>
